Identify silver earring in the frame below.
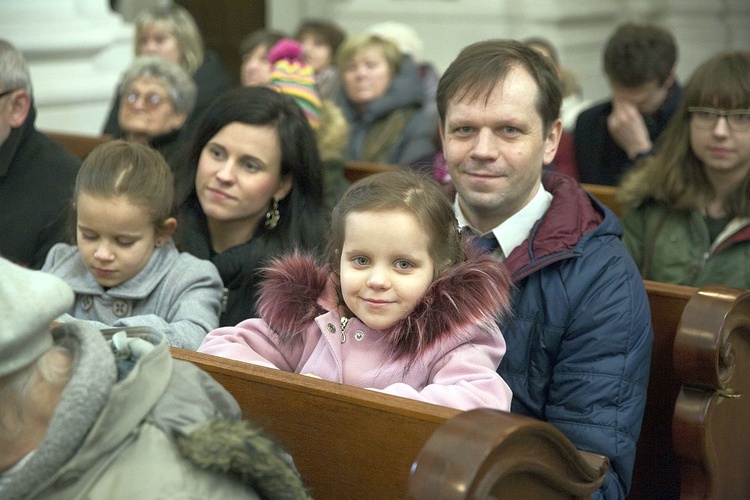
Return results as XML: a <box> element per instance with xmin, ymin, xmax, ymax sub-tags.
<box><xmin>264</xmin><ymin>199</ymin><xmax>280</xmax><ymax>229</ymax></box>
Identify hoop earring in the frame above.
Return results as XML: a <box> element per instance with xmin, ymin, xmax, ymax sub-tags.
<box><xmin>264</xmin><ymin>198</ymin><xmax>280</xmax><ymax>229</ymax></box>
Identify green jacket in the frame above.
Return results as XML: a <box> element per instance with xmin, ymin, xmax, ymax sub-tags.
<box><xmin>622</xmin><ymin>199</ymin><xmax>750</xmax><ymax>288</ymax></box>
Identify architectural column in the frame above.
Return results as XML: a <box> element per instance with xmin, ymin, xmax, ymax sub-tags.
<box><xmin>0</xmin><ymin>0</ymin><xmax>133</xmax><ymax>135</ymax></box>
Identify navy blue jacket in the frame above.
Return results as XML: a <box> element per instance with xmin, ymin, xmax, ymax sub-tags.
<box><xmin>499</xmin><ymin>172</ymin><xmax>653</xmax><ymax>499</ymax></box>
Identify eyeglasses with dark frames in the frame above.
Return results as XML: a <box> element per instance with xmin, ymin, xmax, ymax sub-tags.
<box><xmin>688</xmin><ymin>107</ymin><xmax>750</xmax><ymax>132</ymax></box>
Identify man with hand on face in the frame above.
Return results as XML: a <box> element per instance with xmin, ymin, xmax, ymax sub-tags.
<box><xmin>437</xmin><ymin>39</ymin><xmax>653</xmax><ymax>499</ymax></box>
<box><xmin>575</xmin><ymin>23</ymin><xmax>680</xmax><ymax>186</ymax></box>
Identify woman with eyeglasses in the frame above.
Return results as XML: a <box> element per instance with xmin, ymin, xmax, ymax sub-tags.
<box><xmin>101</xmin><ymin>5</ymin><xmax>232</xmax><ymax>141</ymax></box>
<box><xmin>618</xmin><ymin>51</ymin><xmax>750</xmax><ymax>288</ymax></box>
<box><xmin>117</xmin><ymin>56</ymin><xmax>196</xmax><ymax>167</ymax></box>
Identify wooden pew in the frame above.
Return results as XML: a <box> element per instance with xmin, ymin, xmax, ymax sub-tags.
<box><xmin>170</xmin><ymin>348</ymin><xmax>608</xmax><ymax>499</ymax></box>
<box><xmin>344</xmin><ymin>161</ymin><xmax>398</xmax><ymax>183</ymax></box>
<box><xmin>630</xmin><ymin>281</ymin><xmax>750</xmax><ymax>499</ymax></box>
<box><xmin>580</xmin><ymin>183</ymin><xmax>623</xmax><ymax>218</ymax></box>
<box><xmin>42</xmin><ymin>130</ymin><xmax>112</xmax><ymax>159</ymax></box>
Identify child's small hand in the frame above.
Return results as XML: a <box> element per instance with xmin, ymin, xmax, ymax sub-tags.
<box><xmin>302</xmin><ymin>373</ymin><xmax>322</xmax><ymax>379</ymax></box>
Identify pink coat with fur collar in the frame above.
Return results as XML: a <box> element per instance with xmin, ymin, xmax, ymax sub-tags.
<box><xmin>199</xmin><ymin>251</ymin><xmax>513</xmax><ymax>411</ymax></box>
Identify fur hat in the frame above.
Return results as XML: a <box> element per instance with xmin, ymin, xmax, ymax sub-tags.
<box><xmin>268</xmin><ymin>38</ymin><xmax>322</xmax><ymax>129</ymax></box>
<box><xmin>0</xmin><ymin>258</ymin><xmax>74</xmax><ymax>378</ymax></box>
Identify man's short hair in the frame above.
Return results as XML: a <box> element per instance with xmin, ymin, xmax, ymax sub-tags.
<box><xmin>603</xmin><ymin>23</ymin><xmax>677</xmax><ymax>88</ymax></box>
<box><xmin>295</xmin><ymin>19</ymin><xmax>347</xmax><ymax>56</ymax></box>
<box><xmin>436</xmin><ymin>39</ymin><xmax>562</xmax><ymax>133</ymax></box>
<box><xmin>0</xmin><ymin>39</ymin><xmax>32</xmax><ymax>97</ymax></box>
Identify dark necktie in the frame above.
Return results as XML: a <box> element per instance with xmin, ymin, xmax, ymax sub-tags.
<box><xmin>471</xmin><ymin>233</ymin><xmax>500</xmax><ymax>254</ymax></box>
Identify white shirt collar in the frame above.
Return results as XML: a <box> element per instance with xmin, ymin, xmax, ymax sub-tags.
<box><xmin>454</xmin><ymin>183</ymin><xmax>552</xmax><ymax>260</ymax></box>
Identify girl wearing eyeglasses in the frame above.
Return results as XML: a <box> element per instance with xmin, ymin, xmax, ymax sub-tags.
<box><xmin>618</xmin><ymin>51</ymin><xmax>750</xmax><ymax>288</ymax></box>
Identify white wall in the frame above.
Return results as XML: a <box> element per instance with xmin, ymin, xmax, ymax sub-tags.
<box><xmin>2</xmin><ymin>0</ymin><xmax>747</xmax><ymax>135</ymax></box>
<box><xmin>269</xmin><ymin>0</ymin><xmax>749</xmax><ymax>105</ymax></box>
<box><xmin>0</xmin><ymin>0</ymin><xmax>133</xmax><ymax>135</ymax></box>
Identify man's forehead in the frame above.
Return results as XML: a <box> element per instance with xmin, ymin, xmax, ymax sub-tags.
<box><xmin>447</xmin><ymin>80</ymin><xmax>506</xmax><ymax>112</ymax></box>
<box><xmin>610</xmin><ymin>80</ymin><xmax>660</xmax><ymax>100</ymax></box>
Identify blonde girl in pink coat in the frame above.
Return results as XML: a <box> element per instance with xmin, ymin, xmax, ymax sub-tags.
<box><xmin>199</xmin><ymin>170</ymin><xmax>513</xmax><ymax>411</ymax></box>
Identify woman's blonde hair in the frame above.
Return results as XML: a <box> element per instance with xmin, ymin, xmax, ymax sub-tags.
<box><xmin>135</xmin><ymin>5</ymin><xmax>204</xmax><ymax>75</ymax></box>
<box><xmin>336</xmin><ymin>34</ymin><xmax>403</xmax><ymax>77</ymax></box>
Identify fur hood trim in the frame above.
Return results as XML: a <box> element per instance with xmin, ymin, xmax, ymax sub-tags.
<box><xmin>176</xmin><ymin>420</ymin><xmax>311</xmax><ymax>499</ymax></box>
<box><xmin>257</xmin><ymin>246</ymin><xmax>513</xmax><ymax>360</ymax></box>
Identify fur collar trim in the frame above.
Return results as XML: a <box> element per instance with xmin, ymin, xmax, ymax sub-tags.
<box><xmin>257</xmin><ymin>245</ymin><xmax>513</xmax><ymax>360</ymax></box>
<box><xmin>177</xmin><ymin>420</ymin><xmax>310</xmax><ymax>499</ymax></box>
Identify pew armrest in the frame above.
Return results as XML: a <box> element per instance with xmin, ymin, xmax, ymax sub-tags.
<box><xmin>672</xmin><ymin>285</ymin><xmax>750</xmax><ymax>499</ymax></box>
<box><xmin>407</xmin><ymin>408</ymin><xmax>609</xmax><ymax>500</ymax></box>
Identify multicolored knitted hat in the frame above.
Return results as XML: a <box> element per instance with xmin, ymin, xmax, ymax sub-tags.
<box><xmin>268</xmin><ymin>38</ymin><xmax>322</xmax><ymax>129</ymax></box>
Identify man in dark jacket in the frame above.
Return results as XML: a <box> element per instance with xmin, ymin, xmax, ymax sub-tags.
<box><xmin>574</xmin><ymin>23</ymin><xmax>681</xmax><ymax>186</ymax></box>
<box><xmin>0</xmin><ymin>39</ymin><xmax>80</xmax><ymax>269</ymax></box>
<box><xmin>437</xmin><ymin>39</ymin><xmax>653</xmax><ymax>499</ymax></box>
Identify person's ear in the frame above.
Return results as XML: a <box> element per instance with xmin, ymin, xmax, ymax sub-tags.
<box><xmin>438</xmin><ymin>120</ymin><xmax>446</xmax><ymax>153</ymax></box>
<box><xmin>155</xmin><ymin>217</ymin><xmax>177</xmax><ymax>247</ymax></box>
<box><xmin>274</xmin><ymin>174</ymin><xmax>293</xmax><ymax>201</ymax></box>
<box><xmin>542</xmin><ymin>118</ymin><xmax>563</xmax><ymax>166</ymax></box>
<box><xmin>168</xmin><ymin>111</ymin><xmax>188</xmax><ymax>131</ymax></box>
<box><xmin>8</xmin><ymin>89</ymin><xmax>31</xmax><ymax>128</ymax></box>
<box><xmin>663</xmin><ymin>69</ymin><xmax>677</xmax><ymax>89</ymax></box>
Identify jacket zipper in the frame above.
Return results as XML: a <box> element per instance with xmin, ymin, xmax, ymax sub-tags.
<box><xmin>340</xmin><ymin>316</ymin><xmax>348</xmax><ymax>343</ymax></box>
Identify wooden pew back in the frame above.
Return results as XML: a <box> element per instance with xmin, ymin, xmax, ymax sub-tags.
<box><xmin>171</xmin><ymin>349</ymin><xmax>608</xmax><ymax>499</ymax></box>
<box><xmin>344</xmin><ymin>161</ymin><xmax>398</xmax><ymax>183</ymax></box>
<box><xmin>631</xmin><ymin>280</ymin><xmax>696</xmax><ymax>499</ymax></box>
<box><xmin>43</xmin><ymin>131</ymin><xmax>112</xmax><ymax>159</ymax></box>
<box><xmin>171</xmin><ymin>349</ymin><xmax>457</xmax><ymax>499</ymax></box>
<box><xmin>580</xmin><ymin>183</ymin><xmax>623</xmax><ymax>218</ymax></box>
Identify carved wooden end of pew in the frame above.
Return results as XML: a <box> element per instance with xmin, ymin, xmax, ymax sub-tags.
<box><xmin>408</xmin><ymin>408</ymin><xmax>609</xmax><ymax>500</ymax></box>
<box><xmin>672</xmin><ymin>285</ymin><xmax>750</xmax><ymax>499</ymax></box>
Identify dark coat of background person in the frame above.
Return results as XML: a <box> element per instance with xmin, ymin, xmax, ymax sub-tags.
<box><xmin>0</xmin><ymin>106</ymin><xmax>80</xmax><ymax>269</ymax></box>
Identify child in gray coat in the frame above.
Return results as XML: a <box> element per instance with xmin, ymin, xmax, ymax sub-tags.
<box><xmin>42</xmin><ymin>140</ymin><xmax>222</xmax><ymax>349</ymax></box>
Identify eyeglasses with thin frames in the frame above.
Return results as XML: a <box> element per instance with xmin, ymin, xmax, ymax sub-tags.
<box><xmin>123</xmin><ymin>91</ymin><xmax>166</xmax><ymax>110</ymax></box>
<box><xmin>688</xmin><ymin>107</ymin><xmax>750</xmax><ymax>132</ymax></box>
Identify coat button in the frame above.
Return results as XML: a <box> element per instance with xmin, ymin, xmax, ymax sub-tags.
<box><xmin>354</xmin><ymin>330</ymin><xmax>364</xmax><ymax>341</ymax></box>
<box><xmin>81</xmin><ymin>295</ymin><xmax>93</xmax><ymax>311</ymax></box>
<box><xmin>112</xmin><ymin>299</ymin><xmax>129</xmax><ymax>317</ymax></box>
<box><xmin>327</xmin><ymin>323</ymin><xmax>335</xmax><ymax>333</ymax></box>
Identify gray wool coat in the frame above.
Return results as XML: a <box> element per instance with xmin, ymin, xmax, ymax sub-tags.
<box><xmin>42</xmin><ymin>240</ymin><xmax>222</xmax><ymax>349</ymax></box>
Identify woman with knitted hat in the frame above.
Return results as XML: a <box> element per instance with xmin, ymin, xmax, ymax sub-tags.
<box><xmin>267</xmin><ymin>38</ymin><xmax>351</xmax><ymax>209</ymax></box>
<box><xmin>0</xmin><ymin>257</ymin><xmax>308</xmax><ymax>499</ymax></box>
